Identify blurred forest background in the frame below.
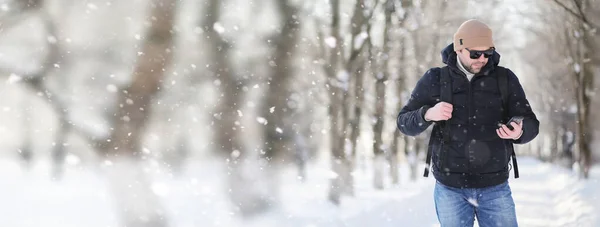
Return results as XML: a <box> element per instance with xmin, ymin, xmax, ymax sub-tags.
<box><xmin>0</xmin><ymin>0</ymin><xmax>599</xmax><ymax>226</ymax></box>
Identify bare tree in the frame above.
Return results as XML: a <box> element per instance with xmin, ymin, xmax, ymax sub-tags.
<box><xmin>3</xmin><ymin>0</ymin><xmax>179</xmax><ymax>225</ymax></box>
<box><xmin>314</xmin><ymin>0</ymin><xmax>378</xmax><ymax>204</ymax></box>
<box><xmin>515</xmin><ymin>1</ymin><xmax>576</xmax><ymax>165</ymax></box>
<box><xmin>395</xmin><ymin>0</ymin><xmax>450</xmax><ymax>181</ymax></box>
<box><xmin>323</xmin><ymin>0</ymin><xmax>346</xmax><ymax>205</ymax></box>
<box><xmin>18</xmin><ymin>92</ymin><xmax>33</xmax><ymax>168</ymax></box>
<box><xmin>257</xmin><ymin>0</ymin><xmax>302</xmax><ymax>213</ymax></box>
<box><xmin>202</xmin><ymin>0</ymin><xmax>279</xmax><ymax>216</ymax></box>
<box><xmin>201</xmin><ymin>0</ymin><xmax>241</xmax><ymax>164</ymax></box>
<box><xmin>372</xmin><ymin>0</ymin><xmax>396</xmax><ymax>190</ymax></box>
<box><xmin>347</xmin><ymin>62</ymin><xmax>366</xmax><ymax>188</ymax></box>
<box><xmin>2</xmin><ymin>0</ymin><xmax>44</xmax><ymax>170</ymax></box>
<box><xmin>261</xmin><ymin>0</ymin><xmax>300</xmax><ymax>160</ymax></box>
<box><xmin>344</xmin><ymin>0</ymin><xmax>377</xmax><ymax>195</ymax></box>
<box><xmin>388</xmin><ymin>0</ymin><xmax>415</xmax><ymax>184</ymax></box>
<box><xmin>550</xmin><ymin>0</ymin><xmax>599</xmax><ymax>178</ymax></box>
<box><xmin>94</xmin><ymin>1</ymin><xmax>179</xmax><ymax>226</ymax></box>
<box><xmin>0</xmin><ymin>0</ymin><xmax>67</xmax><ymax>177</ymax></box>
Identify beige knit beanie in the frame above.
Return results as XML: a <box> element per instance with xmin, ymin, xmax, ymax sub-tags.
<box><xmin>453</xmin><ymin>19</ymin><xmax>494</xmax><ymax>51</ymax></box>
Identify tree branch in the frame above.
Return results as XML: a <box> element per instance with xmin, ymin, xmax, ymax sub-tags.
<box><xmin>552</xmin><ymin>0</ymin><xmax>583</xmax><ymax>21</ymax></box>
<box><xmin>551</xmin><ymin>0</ymin><xmax>598</xmax><ymax>29</ymax></box>
<box><xmin>345</xmin><ymin>0</ymin><xmax>380</xmax><ymax>71</ymax></box>
<box><xmin>20</xmin><ymin>9</ymin><xmax>110</xmax><ymax>147</ymax></box>
<box><xmin>0</xmin><ymin>0</ymin><xmax>44</xmax><ymax>34</ymax></box>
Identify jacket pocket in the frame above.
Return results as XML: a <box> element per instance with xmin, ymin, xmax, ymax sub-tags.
<box><xmin>441</xmin><ymin>140</ymin><xmax>469</xmax><ymax>173</ymax></box>
<box><xmin>468</xmin><ymin>138</ymin><xmax>510</xmax><ymax>174</ymax></box>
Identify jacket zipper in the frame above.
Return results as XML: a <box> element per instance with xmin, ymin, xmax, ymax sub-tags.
<box><xmin>466</xmin><ymin>74</ymin><xmax>473</xmax><ymax>173</ymax></box>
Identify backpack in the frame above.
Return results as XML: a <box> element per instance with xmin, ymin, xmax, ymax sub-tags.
<box><xmin>423</xmin><ymin>66</ymin><xmax>519</xmax><ymax>178</ymax></box>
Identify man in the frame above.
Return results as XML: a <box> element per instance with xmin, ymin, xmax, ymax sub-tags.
<box><xmin>396</xmin><ymin>19</ymin><xmax>539</xmax><ymax>226</ymax></box>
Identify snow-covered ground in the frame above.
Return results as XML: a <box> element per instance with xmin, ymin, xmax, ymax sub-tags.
<box><xmin>0</xmin><ymin>156</ymin><xmax>598</xmax><ymax>227</ymax></box>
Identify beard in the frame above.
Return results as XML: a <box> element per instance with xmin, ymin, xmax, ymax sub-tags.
<box><xmin>466</xmin><ymin>62</ymin><xmax>484</xmax><ymax>74</ymax></box>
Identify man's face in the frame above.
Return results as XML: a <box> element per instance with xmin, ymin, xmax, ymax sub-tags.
<box><xmin>457</xmin><ymin>46</ymin><xmax>493</xmax><ymax>74</ymax></box>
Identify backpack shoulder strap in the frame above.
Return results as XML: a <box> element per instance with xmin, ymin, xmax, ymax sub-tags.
<box><xmin>496</xmin><ymin>66</ymin><xmax>520</xmax><ymax>178</ymax></box>
<box><xmin>439</xmin><ymin>67</ymin><xmax>452</xmax><ymax>144</ymax></box>
<box><xmin>496</xmin><ymin>66</ymin><xmax>509</xmax><ymax>119</ymax></box>
<box><xmin>423</xmin><ymin>67</ymin><xmax>452</xmax><ymax>177</ymax></box>
<box><xmin>440</xmin><ymin>66</ymin><xmax>453</xmax><ymax>102</ymax></box>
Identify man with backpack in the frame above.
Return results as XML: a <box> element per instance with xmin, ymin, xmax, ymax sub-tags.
<box><xmin>396</xmin><ymin>19</ymin><xmax>539</xmax><ymax>226</ymax></box>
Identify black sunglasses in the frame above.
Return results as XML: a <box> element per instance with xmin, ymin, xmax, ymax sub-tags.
<box><xmin>465</xmin><ymin>48</ymin><xmax>495</xmax><ymax>59</ymax></box>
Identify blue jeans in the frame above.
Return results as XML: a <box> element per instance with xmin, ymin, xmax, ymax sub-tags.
<box><xmin>434</xmin><ymin>181</ymin><xmax>518</xmax><ymax>227</ymax></box>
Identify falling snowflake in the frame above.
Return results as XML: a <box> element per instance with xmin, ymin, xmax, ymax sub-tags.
<box><xmin>325</xmin><ymin>36</ymin><xmax>337</xmax><ymax>48</ymax></box>
<box><xmin>7</xmin><ymin>74</ymin><xmax>22</xmax><ymax>84</ymax></box>
<box><xmin>213</xmin><ymin>22</ymin><xmax>225</xmax><ymax>34</ymax></box>
<box><xmin>257</xmin><ymin>117</ymin><xmax>268</xmax><ymax>125</ymax></box>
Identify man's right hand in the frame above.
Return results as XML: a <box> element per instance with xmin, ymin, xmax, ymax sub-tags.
<box><xmin>424</xmin><ymin>102</ymin><xmax>453</xmax><ymax>122</ymax></box>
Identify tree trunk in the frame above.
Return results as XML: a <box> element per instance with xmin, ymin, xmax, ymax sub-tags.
<box><xmin>580</xmin><ymin>29</ymin><xmax>594</xmax><ymax>178</ymax></box>
<box><xmin>165</xmin><ymin>135</ymin><xmax>189</xmax><ymax>175</ymax></box>
<box><xmin>348</xmin><ymin>19</ymin><xmax>365</xmax><ymax>182</ymax></box>
<box><xmin>325</xmin><ymin>0</ymin><xmax>349</xmax><ymax>205</ymax></box>
<box><xmin>372</xmin><ymin>0</ymin><xmax>394</xmax><ymax>190</ymax></box>
<box><xmin>98</xmin><ymin>1</ymin><xmax>178</xmax><ymax>225</ymax></box>
<box><xmin>51</xmin><ymin>119</ymin><xmax>69</xmax><ymax>179</ymax></box>
<box><xmin>348</xmin><ymin>65</ymin><xmax>364</xmax><ymax>192</ymax></box>
<box><xmin>538</xmin><ymin>134</ymin><xmax>545</xmax><ymax>159</ymax></box>
<box><xmin>560</xmin><ymin>120</ymin><xmax>574</xmax><ymax>167</ymax></box>
<box><xmin>550</xmin><ymin>127</ymin><xmax>559</xmax><ymax>162</ymax></box>
<box><xmin>415</xmin><ymin>136</ymin><xmax>425</xmax><ymax>179</ymax></box>
<box><xmin>574</xmin><ymin>28</ymin><xmax>593</xmax><ymax>179</ymax></box>
<box><xmin>575</xmin><ymin>86</ymin><xmax>592</xmax><ymax>178</ymax></box>
<box><xmin>328</xmin><ymin>86</ymin><xmax>351</xmax><ymax>202</ymax></box>
<box><xmin>256</xmin><ymin>0</ymin><xmax>301</xmax><ymax>209</ymax></box>
<box><xmin>17</xmin><ymin>1</ymin><xmax>64</xmax><ymax>172</ymax></box>
<box><xmin>294</xmin><ymin>132</ymin><xmax>308</xmax><ymax>182</ymax></box>
<box><xmin>262</xmin><ymin>0</ymin><xmax>299</xmax><ymax>161</ymax></box>
<box><xmin>343</xmin><ymin>0</ymin><xmax>378</xmax><ymax>196</ymax></box>
<box><xmin>372</xmin><ymin>81</ymin><xmax>386</xmax><ymax>189</ymax></box>
<box><xmin>401</xmin><ymin>135</ymin><xmax>418</xmax><ymax>181</ymax></box>
<box><xmin>104</xmin><ymin>157</ymin><xmax>168</xmax><ymax>227</ymax></box>
<box><xmin>339</xmin><ymin>79</ymin><xmax>353</xmax><ymax>196</ymax></box>
<box><xmin>576</xmin><ymin>87</ymin><xmax>592</xmax><ymax>178</ymax></box>
<box><xmin>328</xmin><ymin>96</ymin><xmax>346</xmax><ymax>205</ymax></box>
<box><xmin>19</xmin><ymin>94</ymin><xmax>33</xmax><ymax>168</ymax></box>
<box><xmin>390</xmin><ymin>1</ymin><xmax>411</xmax><ymax>184</ymax></box>
<box><xmin>47</xmin><ymin>10</ymin><xmax>69</xmax><ymax>179</ymax></box>
<box><xmin>202</xmin><ymin>0</ymin><xmax>270</xmax><ymax>215</ymax></box>
<box><xmin>390</xmin><ymin>128</ymin><xmax>401</xmax><ymax>185</ymax></box>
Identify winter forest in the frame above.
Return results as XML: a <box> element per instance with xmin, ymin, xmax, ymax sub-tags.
<box><xmin>0</xmin><ymin>0</ymin><xmax>599</xmax><ymax>226</ymax></box>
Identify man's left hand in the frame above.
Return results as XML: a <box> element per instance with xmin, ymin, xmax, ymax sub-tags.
<box><xmin>497</xmin><ymin>121</ymin><xmax>523</xmax><ymax>140</ymax></box>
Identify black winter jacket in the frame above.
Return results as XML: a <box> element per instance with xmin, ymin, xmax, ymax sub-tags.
<box><xmin>397</xmin><ymin>43</ymin><xmax>540</xmax><ymax>188</ymax></box>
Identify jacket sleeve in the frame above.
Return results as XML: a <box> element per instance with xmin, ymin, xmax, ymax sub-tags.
<box><xmin>506</xmin><ymin>69</ymin><xmax>540</xmax><ymax>144</ymax></box>
<box><xmin>397</xmin><ymin>68</ymin><xmax>437</xmax><ymax>136</ymax></box>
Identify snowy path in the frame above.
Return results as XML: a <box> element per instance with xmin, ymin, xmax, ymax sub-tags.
<box><xmin>243</xmin><ymin>156</ymin><xmax>600</xmax><ymax>227</ymax></box>
<box><xmin>335</xmin><ymin>158</ymin><xmax>600</xmax><ymax>227</ymax></box>
<box><xmin>0</xmin><ymin>157</ymin><xmax>598</xmax><ymax>227</ymax></box>
<box><xmin>305</xmin><ymin>157</ymin><xmax>600</xmax><ymax>227</ymax></box>
<box><xmin>511</xmin><ymin>158</ymin><xmax>599</xmax><ymax>227</ymax></box>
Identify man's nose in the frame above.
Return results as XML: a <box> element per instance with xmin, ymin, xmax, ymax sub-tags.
<box><xmin>477</xmin><ymin>55</ymin><xmax>487</xmax><ymax>63</ymax></box>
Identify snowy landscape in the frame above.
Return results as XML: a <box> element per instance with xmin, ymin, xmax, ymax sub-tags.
<box><xmin>1</xmin><ymin>157</ymin><xmax>599</xmax><ymax>227</ymax></box>
<box><xmin>0</xmin><ymin>0</ymin><xmax>599</xmax><ymax>226</ymax></box>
